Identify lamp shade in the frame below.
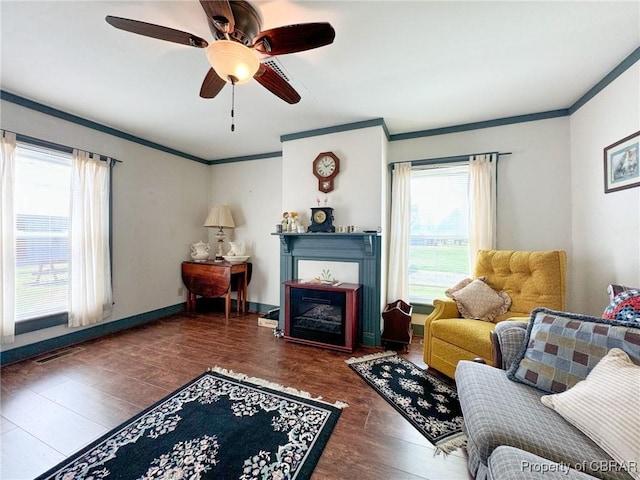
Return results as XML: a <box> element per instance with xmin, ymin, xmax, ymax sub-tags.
<box><xmin>204</xmin><ymin>205</ymin><xmax>235</xmax><ymax>228</ymax></box>
<box><xmin>206</xmin><ymin>40</ymin><xmax>260</xmax><ymax>84</ymax></box>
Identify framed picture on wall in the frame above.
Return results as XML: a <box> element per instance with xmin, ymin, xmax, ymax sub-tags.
<box><xmin>604</xmin><ymin>130</ymin><xmax>639</xmax><ymax>193</ymax></box>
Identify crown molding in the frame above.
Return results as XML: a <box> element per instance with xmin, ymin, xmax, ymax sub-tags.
<box><xmin>3</xmin><ymin>44</ymin><xmax>638</xmax><ymax>165</ymax></box>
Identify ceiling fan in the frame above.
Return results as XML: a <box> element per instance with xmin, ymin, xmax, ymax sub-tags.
<box><xmin>105</xmin><ymin>0</ymin><xmax>335</xmax><ymax>105</ymax></box>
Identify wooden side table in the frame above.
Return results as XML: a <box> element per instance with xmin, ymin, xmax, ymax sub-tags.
<box><xmin>181</xmin><ymin>261</ymin><xmax>250</xmax><ymax>320</ymax></box>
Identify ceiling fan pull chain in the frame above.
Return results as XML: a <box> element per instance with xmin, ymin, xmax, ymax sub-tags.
<box><xmin>230</xmin><ymin>77</ymin><xmax>235</xmax><ymax>132</ymax></box>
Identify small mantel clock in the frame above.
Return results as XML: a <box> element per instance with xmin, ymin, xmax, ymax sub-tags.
<box><xmin>308</xmin><ymin>207</ymin><xmax>335</xmax><ymax>232</ymax></box>
<box><xmin>312</xmin><ymin>152</ymin><xmax>340</xmax><ymax>193</ymax></box>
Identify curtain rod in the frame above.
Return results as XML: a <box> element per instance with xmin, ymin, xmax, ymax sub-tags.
<box><xmin>389</xmin><ymin>151</ymin><xmax>511</xmax><ymax>168</ymax></box>
<box><xmin>13</xmin><ymin>132</ymin><xmax>122</xmax><ymax>165</ymax></box>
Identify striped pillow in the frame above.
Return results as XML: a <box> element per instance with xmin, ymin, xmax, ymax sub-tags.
<box><xmin>541</xmin><ymin>348</ymin><xmax>640</xmax><ymax>480</ymax></box>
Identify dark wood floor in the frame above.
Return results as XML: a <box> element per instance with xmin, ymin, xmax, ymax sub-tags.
<box><xmin>0</xmin><ymin>308</ymin><xmax>472</xmax><ymax>480</ymax></box>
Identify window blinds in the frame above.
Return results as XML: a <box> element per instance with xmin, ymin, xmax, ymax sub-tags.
<box><xmin>14</xmin><ymin>144</ymin><xmax>71</xmax><ymax>321</ymax></box>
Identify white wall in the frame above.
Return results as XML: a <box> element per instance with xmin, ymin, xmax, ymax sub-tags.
<box><xmin>282</xmin><ymin>127</ymin><xmax>387</xmax><ymax>231</ymax></box>
<box><xmin>1</xmin><ymin>101</ymin><xmax>210</xmax><ymax>351</ymax></box>
<box><xmin>209</xmin><ymin>156</ymin><xmax>283</xmax><ymax>306</ymax></box>
<box><xmin>570</xmin><ymin>64</ymin><xmax>640</xmax><ymax>315</ymax></box>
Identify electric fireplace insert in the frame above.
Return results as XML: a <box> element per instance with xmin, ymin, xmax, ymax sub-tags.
<box><xmin>284</xmin><ymin>280</ymin><xmax>360</xmax><ymax>352</ymax></box>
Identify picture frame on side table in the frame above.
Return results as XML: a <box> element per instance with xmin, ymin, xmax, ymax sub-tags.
<box><xmin>604</xmin><ymin>130</ymin><xmax>639</xmax><ymax>193</ymax></box>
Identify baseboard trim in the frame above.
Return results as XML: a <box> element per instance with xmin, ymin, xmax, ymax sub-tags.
<box><xmin>0</xmin><ymin>303</ymin><xmax>186</xmax><ymax>366</ymax></box>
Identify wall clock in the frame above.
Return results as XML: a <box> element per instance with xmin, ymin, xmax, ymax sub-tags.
<box><xmin>308</xmin><ymin>207</ymin><xmax>335</xmax><ymax>232</ymax></box>
<box><xmin>312</xmin><ymin>152</ymin><xmax>340</xmax><ymax>193</ymax></box>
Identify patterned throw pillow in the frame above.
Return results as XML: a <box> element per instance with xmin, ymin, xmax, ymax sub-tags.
<box><xmin>450</xmin><ymin>279</ymin><xmax>511</xmax><ymax>322</ymax></box>
<box><xmin>444</xmin><ymin>276</ymin><xmax>486</xmax><ymax>298</ymax></box>
<box><xmin>541</xmin><ymin>349</ymin><xmax>640</xmax><ymax>480</ymax></box>
<box><xmin>603</xmin><ymin>288</ymin><xmax>640</xmax><ymax>326</ymax></box>
<box><xmin>508</xmin><ymin>308</ymin><xmax>640</xmax><ymax>394</ymax></box>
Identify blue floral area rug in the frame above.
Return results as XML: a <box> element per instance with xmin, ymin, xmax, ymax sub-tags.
<box><xmin>36</xmin><ymin>368</ymin><xmax>346</xmax><ymax>480</ymax></box>
<box><xmin>346</xmin><ymin>352</ymin><xmax>465</xmax><ymax>454</ymax></box>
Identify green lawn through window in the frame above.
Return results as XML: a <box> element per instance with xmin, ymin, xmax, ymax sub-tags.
<box><xmin>408</xmin><ymin>244</ymin><xmax>469</xmax><ymax>304</ymax></box>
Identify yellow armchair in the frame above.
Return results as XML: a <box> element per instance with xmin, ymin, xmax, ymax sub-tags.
<box><xmin>423</xmin><ymin>250</ymin><xmax>567</xmax><ymax>378</ymax></box>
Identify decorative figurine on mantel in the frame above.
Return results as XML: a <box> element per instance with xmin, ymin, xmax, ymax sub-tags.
<box><xmin>289</xmin><ymin>211</ymin><xmax>299</xmax><ymax>232</ymax></box>
<box><xmin>316</xmin><ymin>197</ymin><xmax>329</xmax><ymax>207</ymax></box>
<box><xmin>281</xmin><ymin>211</ymin><xmax>301</xmax><ymax>232</ymax></box>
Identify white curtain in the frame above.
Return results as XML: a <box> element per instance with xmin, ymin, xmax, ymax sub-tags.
<box><xmin>1</xmin><ymin>131</ymin><xmax>17</xmax><ymax>343</ymax></box>
<box><xmin>468</xmin><ymin>153</ymin><xmax>497</xmax><ymax>269</ymax></box>
<box><xmin>68</xmin><ymin>150</ymin><xmax>112</xmax><ymax>327</ymax></box>
<box><xmin>387</xmin><ymin>162</ymin><xmax>412</xmax><ymax>303</ymax></box>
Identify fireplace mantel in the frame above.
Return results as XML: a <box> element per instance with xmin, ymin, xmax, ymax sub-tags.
<box><xmin>273</xmin><ymin>232</ymin><xmax>382</xmax><ymax>346</ymax></box>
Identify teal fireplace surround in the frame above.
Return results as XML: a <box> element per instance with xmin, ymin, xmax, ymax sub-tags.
<box><xmin>274</xmin><ymin>232</ymin><xmax>382</xmax><ymax>347</ymax></box>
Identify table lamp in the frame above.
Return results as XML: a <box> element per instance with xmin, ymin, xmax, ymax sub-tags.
<box><xmin>204</xmin><ymin>205</ymin><xmax>235</xmax><ymax>262</ymax></box>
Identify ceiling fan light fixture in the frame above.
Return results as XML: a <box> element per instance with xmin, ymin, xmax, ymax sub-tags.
<box><xmin>206</xmin><ymin>40</ymin><xmax>259</xmax><ymax>84</ymax></box>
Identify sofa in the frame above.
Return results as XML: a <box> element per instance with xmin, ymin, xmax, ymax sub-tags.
<box><xmin>424</xmin><ymin>250</ymin><xmax>567</xmax><ymax>378</ymax></box>
<box><xmin>455</xmin><ymin>306</ymin><xmax>640</xmax><ymax>480</ymax></box>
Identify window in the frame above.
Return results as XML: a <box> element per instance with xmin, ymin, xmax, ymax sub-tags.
<box><xmin>4</xmin><ymin>136</ymin><xmax>115</xmax><ymax>337</ymax></box>
<box><xmin>14</xmin><ymin>144</ymin><xmax>71</xmax><ymax>328</ymax></box>
<box><xmin>408</xmin><ymin>164</ymin><xmax>470</xmax><ymax>304</ymax></box>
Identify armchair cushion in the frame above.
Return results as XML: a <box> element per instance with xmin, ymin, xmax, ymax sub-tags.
<box><xmin>451</xmin><ymin>279</ymin><xmax>511</xmax><ymax>322</ymax></box>
<box><xmin>432</xmin><ymin>318</ymin><xmax>496</xmax><ymax>361</ymax></box>
<box><xmin>474</xmin><ymin>250</ymin><xmax>567</xmax><ymax>319</ymax></box>
<box><xmin>508</xmin><ymin>308</ymin><xmax>640</xmax><ymax>394</ymax></box>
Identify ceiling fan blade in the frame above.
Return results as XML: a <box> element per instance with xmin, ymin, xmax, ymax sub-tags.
<box><xmin>254</xmin><ymin>64</ymin><xmax>300</xmax><ymax>104</ymax></box>
<box><xmin>200</xmin><ymin>68</ymin><xmax>227</xmax><ymax>99</ymax></box>
<box><xmin>253</xmin><ymin>23</ymin><xmax>335</xmax><ymax>56</ymax></box>
<box><xmin>199</xmin><ymin>0</ymin><xmax>235</xmax><ymax>34</ymax></box>
<box><xmin>105</xmin><ymin>16</ymin><xmax>208</xmax><ymax>48</ymax></box>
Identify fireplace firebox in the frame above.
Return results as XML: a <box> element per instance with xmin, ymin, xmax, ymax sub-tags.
<box><xmin>284</xmin><ymin>280</ymin><xmax>360</xmax><ymax>352</ymax></box>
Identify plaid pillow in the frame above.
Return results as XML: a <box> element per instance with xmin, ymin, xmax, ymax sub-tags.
<box><xmin>507</xmin><ymin>308</ymin><xmax>640</xmax><ymax>394</ymax></box>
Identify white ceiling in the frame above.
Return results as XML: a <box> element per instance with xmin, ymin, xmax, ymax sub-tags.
<box><xmin>2</xmin><ymin>1</ymin><xmax>639</xmax><ymax>161</ymax></box>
